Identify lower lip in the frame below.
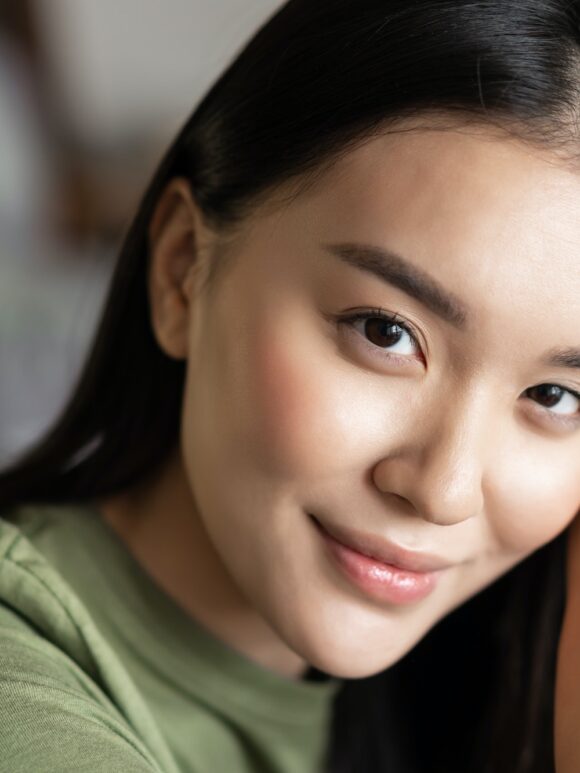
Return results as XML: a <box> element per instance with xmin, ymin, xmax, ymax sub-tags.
<box><xmin>311</xmin><ymin>516</ymin><xmax>442</xmax><ymax>605</ymax></box>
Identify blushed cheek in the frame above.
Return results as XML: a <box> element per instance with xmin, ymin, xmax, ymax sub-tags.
<box><xmin>246</xmin><ymin>329</ymin><xmax>353</xmax><ymax>480</ymax></box>
<box><xmin>491</xmin><ymin>461</ymin><xmax>580</xmax><ymax>553</ymax></box>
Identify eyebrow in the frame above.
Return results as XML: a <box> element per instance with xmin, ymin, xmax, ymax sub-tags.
<box><xmin>545</xmin><ymin>348</ymin><xmax>580</xmax><ymax>371</ymax></box>
<box><xmin>321</xmin><ymin>241</ymin><xmax>468</xmax><ymax>329</ymax></box>
<box><xmin>322</xmin><ymin>241</ymin><xmax>580</xmax><ymax>373</ymax></box>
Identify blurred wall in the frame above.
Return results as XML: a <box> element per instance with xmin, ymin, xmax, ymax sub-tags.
<box><xmin>0</xmin><ymin>0</ymin><xmax>282</xmax><ymax>465</ymax></box>
<box><xmin>35</xmin><ymin>0</ymin><xmax>281</xmax><ymax>149</ymax></box>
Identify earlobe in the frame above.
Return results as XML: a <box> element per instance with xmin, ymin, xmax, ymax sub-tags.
<box><xmin>147</xmin><ymin>178</ymin><xmax>209</xmax><ymax>361</ymax></box>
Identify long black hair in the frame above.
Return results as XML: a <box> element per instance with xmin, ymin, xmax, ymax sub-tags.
<box><xmin>1</xmin><ymin>1</ymin><xmax>576</xmax><ymax>770</ymax></box>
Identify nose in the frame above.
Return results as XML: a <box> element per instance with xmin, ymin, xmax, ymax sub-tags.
<box><xmin>372</xmin><ymin>399</ymin><xmax>487</xmax><ymax>527</ymax></box>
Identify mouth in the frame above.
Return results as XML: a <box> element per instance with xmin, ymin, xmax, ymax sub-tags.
<box><xmin>309</xmin><ymin>513</ymin><xmax>450</xmax><ymax>605</ymax></box>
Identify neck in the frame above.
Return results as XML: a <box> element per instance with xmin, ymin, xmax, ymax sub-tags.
<box><xmin>96</xmin><ymin>447</ymin><xmax>308</xmax><ymax>680</ymax></box>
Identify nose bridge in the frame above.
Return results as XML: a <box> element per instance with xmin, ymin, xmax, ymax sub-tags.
<box><xmin>377</xmin><ymin>387</ymin><xmax>489</xmax><ymax>526</ymax></box>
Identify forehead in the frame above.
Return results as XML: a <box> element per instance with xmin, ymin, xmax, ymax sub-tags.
<box><xmin>257</xmin><ymin>119</ymin><xmax>580</xmax><ymax>326</ymax></box>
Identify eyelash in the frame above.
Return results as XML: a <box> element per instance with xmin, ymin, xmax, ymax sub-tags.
<box><xmin>336</xmin><ymin>307</ymin><xmax>580</xmax><ymax>423</ymax></box>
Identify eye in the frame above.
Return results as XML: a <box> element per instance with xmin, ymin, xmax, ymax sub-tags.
<box><xmin>338</xmin><ymin>308</ymin><xmax>423</xmax><ymax>359</ymax></box>
<box><xmin>524</xmin><ymin>383</ymin><xmax>580</xmax><ymax>417</ymax></box>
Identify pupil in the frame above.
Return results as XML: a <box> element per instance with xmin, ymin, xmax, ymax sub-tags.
<box><xmin>366</xmin><ymin>318</ymin><xmax>402</xmax><ymax>348</ymax></box>
<box><xmin>529</xmin><ymin>384</ymin><xmax>563</xmax><ymax>407</ymax></box>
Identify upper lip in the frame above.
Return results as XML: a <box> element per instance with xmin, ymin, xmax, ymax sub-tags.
<box><xmin>312</xmin><ymin>515</ymin><xmax>455</xmax><ymax>573</ymax></box>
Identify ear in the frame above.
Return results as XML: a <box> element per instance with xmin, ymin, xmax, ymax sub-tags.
<box><xmin>147</xmin><ymin>178</ymin><xmax>215</xmax><ymax>360</ymax></box>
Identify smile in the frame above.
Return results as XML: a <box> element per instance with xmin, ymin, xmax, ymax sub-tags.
<box><xmin>310</xmin><ymin>514</ymin><xmax>449</xmax><ymax>605</ymax></box>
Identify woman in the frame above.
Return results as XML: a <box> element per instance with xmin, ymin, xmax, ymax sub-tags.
<box><xmin>1</xmin><ymin>1</ymin><xmax>579</xmax><ymax>771</ymax></box>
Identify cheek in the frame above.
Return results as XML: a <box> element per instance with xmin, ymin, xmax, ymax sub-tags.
<box><xmin>490</xmin><ymin>450</ymin><xmax>580</xmax><ymax>553</ymax></box>
<box><xmin>249</xmin><ymin>326</ymin><xmax>355</xmax><ymax>478</ymax></box>
<box><xmin>184</xmin><ymin>293</ymin><xmax>365</xmax><ymax>493</ymax></box>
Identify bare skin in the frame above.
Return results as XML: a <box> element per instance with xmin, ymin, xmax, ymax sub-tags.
<box><xmin>98</xmin><ymin>117</ymin><xmax>580</xmax><ymax>696</ymax></box>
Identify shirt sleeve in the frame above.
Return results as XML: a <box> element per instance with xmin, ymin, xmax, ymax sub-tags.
<box><xmin>0</xmin><ymin>626</ymin><xmax>163</xmax><ymax>773</ymax></box>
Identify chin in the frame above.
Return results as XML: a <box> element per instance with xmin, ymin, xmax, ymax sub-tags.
<box><xmin>290</xmin><ymin>619</ymin><xmax>420</xmax><ymax>680</ymax></box>
<box><xmin>307</xmin><ymin>646</ymin><xmax>409</xmax><ymax>680</ymax></box>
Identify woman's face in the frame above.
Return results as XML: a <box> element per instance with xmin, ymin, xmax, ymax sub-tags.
<box><xmin>171</xmin><ymin>120</ymin><xmax>580</xmax><ymax>678</ymax></box>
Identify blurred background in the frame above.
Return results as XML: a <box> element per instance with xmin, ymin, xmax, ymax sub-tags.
<box><xmin>0</xmin><ymin>0</ymin><xmax>280</xmax><ymax>465</ymax></box>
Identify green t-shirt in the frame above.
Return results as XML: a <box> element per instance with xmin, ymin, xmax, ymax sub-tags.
<box><xmin>0</xmin><ymin>503</ymin><xmax>342</xmax><ymax>772</ymax></box>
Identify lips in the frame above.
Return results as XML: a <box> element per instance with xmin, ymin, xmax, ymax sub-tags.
<box><xmin>310</xmin><ymin>514</ymin><xmax>454</xmax><ymax>574</ymax></box>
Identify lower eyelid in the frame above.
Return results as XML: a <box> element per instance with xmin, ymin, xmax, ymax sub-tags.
<box><xmin>521</xmin><ymin>395</ymin><xmax>580</xmax><ymax>429</ymax></box>
<box><xmin>333</xmin><ymin>315</ymin><xmax>580</xmax><ymax>427</ymax></box>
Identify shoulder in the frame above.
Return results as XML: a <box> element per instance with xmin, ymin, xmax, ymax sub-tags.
<box><xmin>0</xmin><ymin>625</ymin><xmax>163</xmax><ymax>772</ymax></box>
<box><xmin>0</xmin><ymin>508</ymin><xmax>166</xmax><ymax>773</ymax></box>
